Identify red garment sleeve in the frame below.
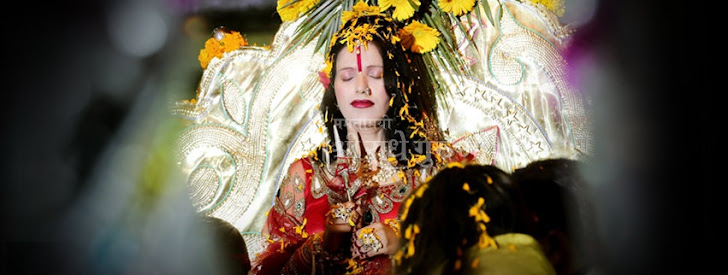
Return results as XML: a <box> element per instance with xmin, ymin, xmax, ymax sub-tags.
<box><xmin>251</xmin><ymin>159</ymin><xmax>310</xmax><ymax>274</ymax></box>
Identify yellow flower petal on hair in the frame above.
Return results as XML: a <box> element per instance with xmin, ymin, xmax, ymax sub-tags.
<box><xmin>342</xmin><ymin>0</ymin><xmax>382</xmax><ymax>25</ymax></box>
<box><xmin>407</xmin><ymin>240</ymin><xmax>416</xmax><ymax>257</ymax></box>
<box><xmin>486</xmin><ymin>175</ymin><xmax>493</xmax><ymax>184</ymax></box>
<box><xmin>462</xmin><ymin>182</ymin><xmax>470</xmax><ymax>192</ymax></box>
<box><xmin>468</xmin><ymin>197</ymin><xmax>485</xmax><ymax>218</ymax></box>
<box><xmin>394</xmin><ymin>250</ymin><xmax>403</xmax><ymax>264</ymax></box>
<box><xmin>400</xmin><ymin>196</ymin><xmax>414</xmax><ymax>220</ymax></box>
<box><xmin>399</xmin><ymin>20</ymin><xmax>440</xmax><ymax>53</ymax></box>
<box><xmin>404</xmin><ymin>224</ymin><xmax>413</xmax><ymax>239</ymax></box>
<box><xmin>414</xmin><ymin>183</ymin><xmax>428</xmax><ymax>197</ymax></box>
<box><xmin>438</xmin><ymin>0</ymin><xmax>476</xmax><ymax>16</ymax></box>
<box><xmin>446</xmin><ymin>161</ymin><xmax>465</xmax><ymax>169</ymax></box>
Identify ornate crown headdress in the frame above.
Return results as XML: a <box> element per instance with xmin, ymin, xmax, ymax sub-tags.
<box><xmin>277</xmin><ymin>0</ymin><xmax>498</xmax><ymax>99</ymax></box>
<box><xmin>277</xmin><ymin>0</ymin><xmax>566</xmax><ymax>100</ymax></box>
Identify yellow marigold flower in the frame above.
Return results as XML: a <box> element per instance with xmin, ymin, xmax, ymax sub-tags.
<box><xmin>528</xmin><ymin>0</ymin><xmax>565</xmax><ymax>16</ymax></box>
<box><xmin>399</xmin><ymin>21</ymin><xmax>440</xmax><ymax>53</ymax></box>
<box><xmin>438</xmin><ymin>0</ymin><xmax>476</xmax><ymax>16</ymax></box>
<box><xmin>220</xmin><ymin>31</ymin><xmax>248</xmax><ymax>52</ymax></box>
<box><xmin>277</xmin><ymin>0</ymin><xmax>320</xmax><ymax>22</ymax></box>
<box><xmin>342</xmin><ymin>0</ymin><xmax>382</xmax><ymax>25</ymax></box>
<box><xmin>198</xmin><ymin>30</ymin><xmax>248</xmax><ymax>69</ymax></box>
<box><xmin>379</xmin><ymin>0</ymin><xmax>420</xmax><ymax>21</ymax></box>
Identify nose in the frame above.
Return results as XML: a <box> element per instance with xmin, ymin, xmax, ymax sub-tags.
<box><xmin>355</xmin><ymin>72</ymin><xmax>369</xmax><ymax>93</ymax></box>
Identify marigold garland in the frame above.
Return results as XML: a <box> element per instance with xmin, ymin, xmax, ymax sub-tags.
<box><xmin>198</xmin><ymin>30</ymin><xmax>248</xmax><ymax>69</ymax></box>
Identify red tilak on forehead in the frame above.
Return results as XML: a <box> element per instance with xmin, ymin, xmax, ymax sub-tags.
<box><xmin>356</xmin><ymin>45</ymin><xmax>362</xmax><ymax>72</ymax></box>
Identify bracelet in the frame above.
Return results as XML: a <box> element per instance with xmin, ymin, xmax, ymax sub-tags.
<box><xmin>327</xmin><ymin>203</ymin><xmax>356</xmax><ymax>226</ymax></box>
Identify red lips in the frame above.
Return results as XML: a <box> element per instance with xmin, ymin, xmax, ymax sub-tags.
<box><xmin>351</xmin><ymin>100</ymin><xmax>374</xmax><ymax>108</ymax></box>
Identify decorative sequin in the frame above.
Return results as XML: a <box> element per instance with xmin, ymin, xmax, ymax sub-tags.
<box><xmin>293</xmin><ymin>174</ymin><xmax>304</xmax><ymax>193</ymax></box>
<box><xmin>293</xmin><ymin>199</ymin><xmax>305</xmax><ymax>218</ymax></box>
<box><xmin>282</xmin><ymin>191</ymin><xmax>294</xmax><ymax>209</ymax></box>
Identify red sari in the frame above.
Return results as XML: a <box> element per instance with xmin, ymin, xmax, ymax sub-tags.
<box><xmin>251</xmin><ymin>144</ymin><xmax>467</xmax><ymax>274</ymax></box>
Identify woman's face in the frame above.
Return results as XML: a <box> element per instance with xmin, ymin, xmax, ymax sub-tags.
<box><xmin>334</xmin><ymin>42</ymin><xmax>390</xmax><ymax>128</ymax></box>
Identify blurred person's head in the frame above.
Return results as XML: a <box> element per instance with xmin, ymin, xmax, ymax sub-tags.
<box><xmin>393</xmin><ymin>162</ymin><xmax>518</xmax><ymax>274</ymax></box>
<box><xmin>511</xmin><ymin>158</ymin><xmax>603</xmax><ymax>275</ymax></box>
<box><xmin>203</xmin><ymin>217</ymin><xmax>250</xmax><ymax>275</ymax></box>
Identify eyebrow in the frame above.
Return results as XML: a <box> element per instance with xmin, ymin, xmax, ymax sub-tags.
<box><xmin>336</xmin><ymin>65</ymin><xmax>383</xmax><ymax>72</ymax></box>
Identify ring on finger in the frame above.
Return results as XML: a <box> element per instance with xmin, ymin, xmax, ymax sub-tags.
<box><xmin>358</xmin><ymin>228</ymin><xmax>383</xmax><ymax>252</ymax></box>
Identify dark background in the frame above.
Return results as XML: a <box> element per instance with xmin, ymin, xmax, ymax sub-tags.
<box><xmin>1</xmin><ymin>0</ymin><xmax>718</xmax><ymax>274</ymax></box>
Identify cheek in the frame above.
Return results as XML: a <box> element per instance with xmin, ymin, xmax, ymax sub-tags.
<box><xmin>334</xmin><ymin>82</ymin><xmax>345</xmax><ymax>100</ymax></box>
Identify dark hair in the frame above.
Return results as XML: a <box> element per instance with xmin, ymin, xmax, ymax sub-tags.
<box><xmin>510</xmin><ymin>158</ymin><xmax>603</xmax><ymax>275</ymax></box>
<box><xmin>317</xmin><ymin>15</ymin><xmax>441</xmax><ymax>168</ymax></box>
<box><xmin>394</xmin><ymin>164</ymin><xmax>517</xmax><ymax>274</ymax></box>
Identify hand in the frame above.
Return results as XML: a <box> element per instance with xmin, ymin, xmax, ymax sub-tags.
<box><xmin>351</xmin><ymin>222</ymin><xmax>398</xmax><ymax>259</ymax></box>
<box><xmin>321</xmin><ymin>201</ymin><xmax>363</xmax><ymax>253</ymax></box>
<box><xmin>325</xmin><ymin>201</ymin><xmax>362</xmax><ymax>233</ymax></box>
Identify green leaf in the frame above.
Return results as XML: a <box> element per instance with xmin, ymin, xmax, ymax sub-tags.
<box><xmin>480</xmin><ymin>0</ymin><xmax>495</xmax><ymax>27</ymax></box>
